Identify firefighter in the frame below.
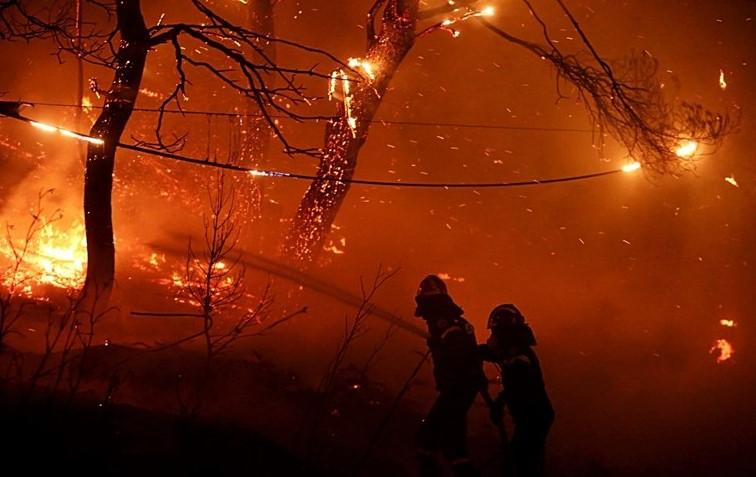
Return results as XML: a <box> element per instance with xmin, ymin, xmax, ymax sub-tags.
<box><xmin>414</xmin><ymin>275</ymin><xmax>485</xmax><ymax>477</ymax></box>
<box><xmin>479</xmin><ymin>304</ymin><xmax>554</xmax><ymax>477</ymax></box>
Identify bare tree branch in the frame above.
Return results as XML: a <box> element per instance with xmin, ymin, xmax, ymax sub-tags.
<box><xmin>481</xmin><ymin>0</ymin><xmax>736</xmax><ymax>174</ymax></box>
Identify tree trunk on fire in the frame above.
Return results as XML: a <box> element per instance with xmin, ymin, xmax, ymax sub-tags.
<box><xmin>282</xmin><ymin>0</ymin><xmax>419</xmax><ymax>265</ymax></box>
<box><xmin>83</xmin><ymin>0</ymin><xmax>149</xmax><ymax>296</ymax></box>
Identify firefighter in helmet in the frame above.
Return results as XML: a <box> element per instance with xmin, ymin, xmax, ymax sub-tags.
<box><xmin>479</xmin><ymin>304</ymin><xmax>554</xmax><ymax>477</ymax></box>
<box><xmin>414</xmin><ymin>275</ymin><xmax>486</xmax><ymax>477</ymax></box>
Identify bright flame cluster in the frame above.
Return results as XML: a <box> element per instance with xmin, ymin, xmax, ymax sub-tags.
<box><xmin>329</xmin><ymin>69</ymin><xmax>357</xmax><ymax>136</ymax></box>
<box><xmin>348</xmin><ymin>57</ymin><xmax>376</xmax><ymax>81</ymax></box>
<box><xmin>1</xmin><ymin>220</ymin><xmax>87</xmax><ymax>296</ymax></box>
<box><xmin>710</xmin><ymin>339</ymin><xmax>734</xmax><ymax>364</ymax></box>
<box><xmin>674</xmin><ymin>140</ymin><xmax>699</xmax><ymax>159</ymax></box>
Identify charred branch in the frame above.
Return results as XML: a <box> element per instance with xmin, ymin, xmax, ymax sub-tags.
<box><xmin>482</xmin><ymin>0</ymin><xmax>736</xmax><ymax>175</ymax></box>
<box><xmin>143</xmin><ymin>0</ymin><xmax>349</xmax><ymax>157</ymax></box>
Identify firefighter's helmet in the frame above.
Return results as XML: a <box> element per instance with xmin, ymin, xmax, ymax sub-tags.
<box><xmin>416</xmin><ymin>275</ymin><xmax>448</xmax><ymax>297</ymax></box>
<box><xmin>487</xmin><ymin>304</ymin><xmax>525</xmax><ymax>329</ymax></box>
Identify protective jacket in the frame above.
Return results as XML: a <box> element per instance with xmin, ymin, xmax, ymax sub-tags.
<box><xmin>479</xmin><ymin>324</ymin><xmax>553</xmax><ymax>425</ymax></box>
<box><xmin>417</xmin><ymin>294</ymin><xmax>486</xmax><ymax>392</ymax></box>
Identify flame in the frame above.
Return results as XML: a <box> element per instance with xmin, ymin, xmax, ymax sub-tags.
<box><xmin>436</xmin><ymin>272</ymin><xmax>465</xmax><ymax>283</ymax></box>
<box><xmin>29</xmin><ymin>119</ymin><xmax>104</xmax><ymax>145</ymax></box>
<box><xmin>348</xmin><ymin>57</ymin><xmax>376</xmax><ymax>81</ymax></box>
<box><xmin>1</xmin><ymin>220</ymin><xmax>87</xmax><ymax>295</ymax></box>
<box><xmin>479</xmin><ymin>5</ymin><xmax>495</xmax><ymax>17</ymax></box>
<box><xmin>29</xmin><ymin>121</ymin><xmax>56</xmax><ymax>133</ymax></box>
<box><xmin>248</xmin><ymin>169</ymin><xmax>275</xmax><ymax>178</ymax></box>
<box><xmin>329</xmin><ymin>68</ymin><xmax>357</xmax><ymax>137</ymax></box>
<box><xmin>82</xmin><ymin>96</ymin><xmax>94</xmax><ymax>113</ymax></box>
<box><xmin>710</xmin><ymin>339</ymin><xmax>734</xmax><ymax>364</ymax></box>
<box><xmin>719</xmin><ymin>69</ymin><xmax>727</xmax><ymax>90</ymax></box>
<box><xmin>437</xmin><ymin>4</ymin><xmax>494</xmax><ymax>37</ymax></box>
<box><xmin>147</xmin><ymin>252</ymin><xmax>165</xmax><ymax>267</ymax></box>
<box><xmin>675</xmin><ymin>140</ymin><xmax>699</xmax><ymax>159</ymax></box>
<box><xmin>622</xmin><ymin>161</ymin><xmax>641</xmax><ymax>173</ymax></box>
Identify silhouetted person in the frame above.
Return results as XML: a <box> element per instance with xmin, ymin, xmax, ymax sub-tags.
<box><xmin>414</xmin><ymin>275</ymin><xmax>485</xmax><ymax>477</ymax></box>
<box><xmin>480</xmin><ymin>304</ymin><xmax>554</xmax><ymax>477</ymax></box>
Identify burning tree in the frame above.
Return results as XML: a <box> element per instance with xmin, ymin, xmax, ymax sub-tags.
<box><xmin>282</xmin><ymin>0</ymin><xmax>421</xmax><ymax>264</ymax></box>
<box><xmin>282</xmin><ymin>0</ymin><xmax>735</xmax><ymax>265</ymax></box>
<box><xmin>0</xmin><ymin>0</ymin><xmax>344</xmax><ymax>299</ymax></box>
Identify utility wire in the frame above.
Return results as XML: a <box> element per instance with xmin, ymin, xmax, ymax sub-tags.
<box><xmin>27</xmin><ymin>100</ymin><xmax>594</xmax><ymax>134</ymax></box>
<box><xmin>1</xmin><ymin>108</ymin><xmax>632</xmax><ymax>189</ymax></box>
<box><xmin>118</xmin><ymin>141</ymin><xmax>625</xmax><ymax>189</ymax></box>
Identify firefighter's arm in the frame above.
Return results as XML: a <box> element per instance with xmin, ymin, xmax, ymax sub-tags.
<box><xmin>478</xmin><ymin>343</ymin><xmax>497</xmax><ymax>362</ymax></box>
<box><xmin>480</xmin><ymin>379</ymin><xmax>494</xmax><ymax>407</ymax></box>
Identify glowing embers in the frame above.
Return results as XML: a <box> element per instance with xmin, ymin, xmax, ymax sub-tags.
<box><xmin>439</xmin><ymin>4</ymin><xmax>495</xmax><ymax>37</ymax></box>
<box><xmin>1</xmin><ymin>219</ymin><xmax>87</xmax><ymax>296</ymax></box>
<box><xmin>710</xmin><ymin>319</ymin><xmax>736</xmax><ymax>364</ymax></box>
<box><xmin>29</xmin><ymin>120</ymin><xmax>104</xmax><ymax>145</ymax></box>
<box><xmin>674</xmin><ymin>140</ymin><xmax>699</xmax><ymax>159</ymax></box>
<box><xmin>710</xmin><ymin>339</ymin><xmax>734</xmax><ymax>364</ymax></box>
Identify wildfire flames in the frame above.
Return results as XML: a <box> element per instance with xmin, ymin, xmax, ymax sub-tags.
<box><xmin>710</xmin><ymin>339</ymin><xmax>734</xmax><ymax>364</ymax></box>
<box><xmin>1</xmin><ymin>219</ymin><xmax>87</xmax><ymax>296</ymax></box>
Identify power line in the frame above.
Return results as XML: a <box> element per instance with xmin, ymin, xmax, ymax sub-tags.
<box><xmin>119</xmin><ymin>141</ymin><xmax>625</xmax><ymax>189</ymax></box>
<box><xmin>1</xmin><ymin>107</ymin><xmax>636</xmax><ymax>189</ymax></box>
<box><xmin>27</xmin><ymin>100</ymin><xmax>595</xmax><ymax>134</ymax></box>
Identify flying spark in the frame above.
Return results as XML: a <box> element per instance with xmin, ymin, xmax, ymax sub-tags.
<box><xmin>719</xmin><ymin>69</ymin><xmax>727</xmax><ymax>90</ymax></box>
<box><xmin>719</xmin><ymin>319</ymin><xmax>736</xmax><ymax>327</ymax></box>
<box><xmin>724</xmin><ymin>175</ymin><xmax>738</xmax><ymax>187</ymax></box>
